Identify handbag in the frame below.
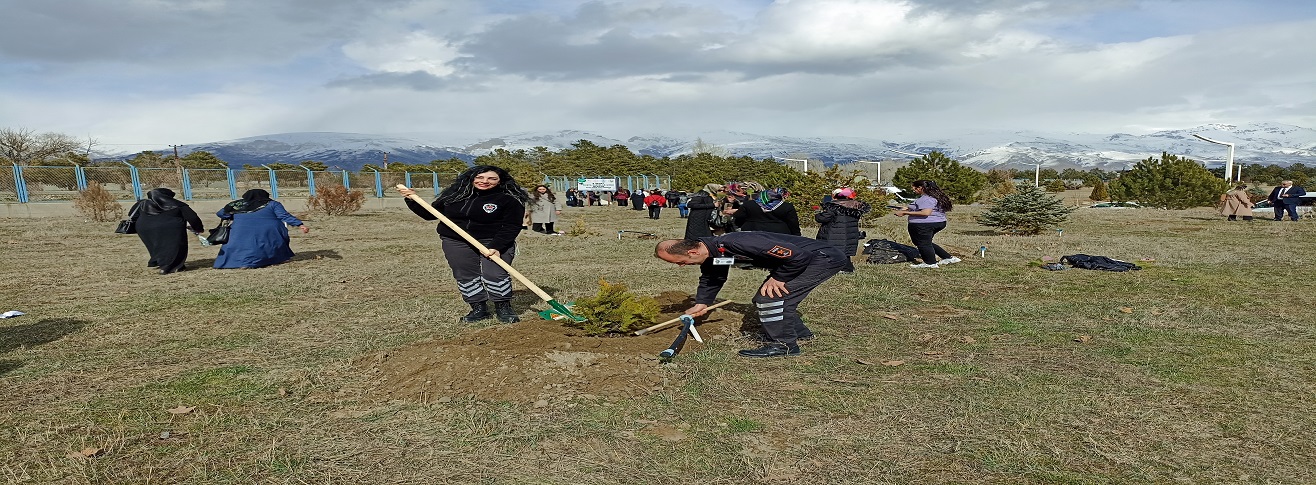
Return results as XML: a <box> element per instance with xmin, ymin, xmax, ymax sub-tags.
<box><xmin>114</xmin><ymin>202</ymin><xmax>140</xmax><ymax>234</ymax></box>
<box><xmin>206</xmin><ymin>220</ymin><xmax>232</xmax><ymax>245</ymax></box>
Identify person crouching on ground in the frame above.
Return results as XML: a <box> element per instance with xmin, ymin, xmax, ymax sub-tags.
<box><xmin>399</xmin><ymin>165</ymin><xmax>528</xmax><ymax>323</ymax></box>
<box><xmin>654</xmin><ymin>232</ymin><xmax>849</xmax><ymax>358</ymax></box>
<box><xmin>213</xmin><ymin>189</ymin><xmax>308</xmax><ymax>269</ymax></box>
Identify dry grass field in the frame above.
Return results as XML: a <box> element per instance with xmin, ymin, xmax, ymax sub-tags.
<box><xmin>2</xmin><ymin>197</ymin><xmax>1314</xmax><ymax>484</ymax></box>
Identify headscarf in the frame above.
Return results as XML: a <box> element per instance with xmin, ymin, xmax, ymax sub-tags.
<box><xmin>142</xmin><ymin>187</ymin><xmax>181</xmax><ymax>215</ymax></box>
<box><xmin>224</xmin><ymin>189</ymin><xmax>273</xmax><ymax>214</ymax></box>
<box><xmin>700</xmin><ymin>183</ymin><xmax>722</xmax><ymax>195</ymax></box>
<box><xmin>756</xmin><ymin>188</ymin><xmax>789</xmax><ymax>211</ymax></box>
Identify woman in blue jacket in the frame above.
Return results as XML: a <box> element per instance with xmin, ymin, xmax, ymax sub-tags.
<box><xmin>213</xmin><ymin>189</ymin><xmax>308</xmax><ymax>269</ymax></box>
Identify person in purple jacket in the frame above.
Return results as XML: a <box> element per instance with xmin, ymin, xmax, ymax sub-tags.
<box><xmin>892</xmin><ymin>180</ymin><xmax>961</xmax><ymax>268</ymax></box>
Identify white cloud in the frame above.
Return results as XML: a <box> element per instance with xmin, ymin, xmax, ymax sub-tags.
<box><xmin>1</xmin><ymin>0</ymin><xmax>1314</xmax><ymax>146</ymax></box>
<box><xmin>342</xmin><ymin>32</ymin><xmax>461</xmax><ymax>77</ymax></box>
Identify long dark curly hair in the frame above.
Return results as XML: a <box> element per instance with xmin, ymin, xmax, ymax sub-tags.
<box><xmin>912</xmin><ymin>179</ymin><xmax>953</xmax><ymax>212</ymax></box>
<box><xmin>530</xmin><ymin>184</ymin><xmax>556</xmax><ymax>203</ymax></box>
<box><xmin>437</xmin><ymin>165</ymin><xmax>530</xmax><ymax>205</ymax></box>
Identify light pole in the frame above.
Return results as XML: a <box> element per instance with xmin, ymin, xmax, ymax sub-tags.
<box><xmin>880</xmin><ymin>149</ymin><xmax>924</xmax><ymax>186</ymax></box>
<box><xmin>853</xmin><ymin>160</ymin><xmax>881</xmax><ymax>185</ymax></box>
<box><xmin>779</xmin><ymin>158</ymin><xmax>809</xmax><ymax>172</ymax></box>
<box><xmin>1191</xmin><ymin>134</ymin><xmax>1235</xmax><ymax>182</ymax></box>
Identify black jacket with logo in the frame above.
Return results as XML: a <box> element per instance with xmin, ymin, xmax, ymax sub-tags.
<box><xmin>406</xmin><ymin>189</ymin><xmax>525</xmax><ymax>251</ymax></box>
<box><xmin>693</xmin><ymin>232</ymin><xmax>842</xmax><ymax>304</ymax></box>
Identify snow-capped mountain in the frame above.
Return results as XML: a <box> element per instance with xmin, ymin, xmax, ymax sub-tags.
<box><xmin>149</xmin><ymin>122</ymin><xmax>1316</xmax><ymax>171</ymax></box>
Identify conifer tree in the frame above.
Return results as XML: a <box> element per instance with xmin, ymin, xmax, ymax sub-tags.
<box><xmin>891</xmin><ymin>151</ymin><xmax>987</xmax><ymax>204</ymax></box>
<box><xmin>976</xmin><ymin>184</ymin><xmax>1075</xmax><ymax>235</ymax></box>
<box><xmin>1089</xmin><ymin>180</ymin><xmax>1109</xmax><ymax>201</ymax></box>
<box><xmin>1107</xmin><ymin>152</ymin><xmax>1229</xmax><ymax>209</ymax></box>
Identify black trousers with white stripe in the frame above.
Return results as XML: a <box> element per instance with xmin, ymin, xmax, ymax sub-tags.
<box><xmin>441</xmin><ymin>236</ymin><xmax>515</xmax><ymax>303</ymax></box>
<box><xmin>751</xmin><ymin>248</ymin><xmax>848</xmax><ymax>346</ymax></box>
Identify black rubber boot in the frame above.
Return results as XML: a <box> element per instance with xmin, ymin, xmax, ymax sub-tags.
<box><xmin>494</xmin><ymin>301</ymin><xmax>520</xmax><ymax>323</ymax></box>
<box><xmin>459</xmin><ymin>302</ymin><xmax>492</xmax><ymax>323</ymax></box>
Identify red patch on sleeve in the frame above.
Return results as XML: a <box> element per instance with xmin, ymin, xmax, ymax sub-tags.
<box><xmin>765</xmin><ymin>246</ymin><xmax>793</xmax><ymax>258</ymax></box>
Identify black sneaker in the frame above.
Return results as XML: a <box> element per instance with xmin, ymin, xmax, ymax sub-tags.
<box><xmin>741</xmin><ymin>331</ymin><xmax>814</xmax><ymax>343</ymax></box>
<box><xmin>737</xmin><ymin>343</ymin><xmax>801</xmax><ymax>358</ymax></box>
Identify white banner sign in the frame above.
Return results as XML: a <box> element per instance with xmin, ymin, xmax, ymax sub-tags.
<box><xmin>577</xmin><ymin>178</ymin><xmax>617</xmax><ymax>191</ymax></box>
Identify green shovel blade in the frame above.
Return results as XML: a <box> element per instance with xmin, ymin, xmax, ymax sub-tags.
<box><xmin>538</xmin><ymin>299</ymin><xmax>585</xmax><ymax>322</ymax></box>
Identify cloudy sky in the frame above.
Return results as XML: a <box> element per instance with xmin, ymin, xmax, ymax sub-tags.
<box><xmin>3</xmin><ymin>0</ymin><xmax>1314</xmax><ymax>151</ymax></box>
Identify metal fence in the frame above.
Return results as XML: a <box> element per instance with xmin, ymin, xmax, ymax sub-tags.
<box><xmin>4</xmin><ymin>165</ymin><xmax>672</xmax><ymax>203</ymax></box>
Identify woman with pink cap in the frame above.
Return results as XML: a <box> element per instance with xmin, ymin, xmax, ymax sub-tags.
<box><xmin>814</xmin><ymin>187</ymin><xmax>870</xmax><ymax>271</ymax></box>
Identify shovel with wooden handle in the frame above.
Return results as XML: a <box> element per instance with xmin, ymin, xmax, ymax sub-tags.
<box><xmin>633</xmin><ymin>300</ymin><xmax>733</xmax><ymax>335</ymax></box>
<box><xmin>396</xmin><ymin>184</ymin><xmax>584</xmax><ymax>322</ymax></box>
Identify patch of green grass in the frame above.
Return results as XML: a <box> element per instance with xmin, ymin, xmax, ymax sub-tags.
<box><xmin>920</xmin><ymin>361</ymin><xmax>980</xmax><ymax>376</ymax></box>
<box><xmin>723</xmin><ymin>417</ymin><xmax>763</xmax><ymax>432</ymax></box>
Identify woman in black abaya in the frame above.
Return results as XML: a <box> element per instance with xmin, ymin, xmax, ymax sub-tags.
<box><xmin>129</xmin><ymin>188</ymin><xmax>205</xmax><ymax>274</ymax></box>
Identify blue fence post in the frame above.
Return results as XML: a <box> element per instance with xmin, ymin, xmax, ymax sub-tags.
<box><xmin>11</xmin><ymin>163</ymin><xmax>28</xmax><ymax>203</ymax></box>
<box><xmin>403</xmin><ymin>171</ymin><xmax>412</xmax><ymax>189</ymax></box>
<box><xmin>180</xmin><ymin>167</ymin><xmax>193</xmax><ymax>200</ymax></box>
<box><xmin>226</xmin><ymin>168</ymin><xmax>238</xmax><ymax>199</ymax></box>
<box><xmin>303</xmin><ymin>166</ymin><xmax>316</xmax><ymax>195</ymax></box>
<box><xmin>626</xmin><ymin>175</ymin><xmax>634</xmax><ymax>191</ymax></box>
<box><xmin>366</xmin><ymin>168</ymin><xmax>383</xmax><ymax>198</ymax></box>
<box><xmin>260</xmin><ymin>165</ymin><xmax>279</xmax><ymax>199</ymax></box>
<box><xmin>122</xmin><ymin>161</ymin><xmax>142</xmax><ymax>200</ymax></box>
<box><xmin>74</xmin><ymin>164</ymin><xmax>87</xmax><ymax>191</ymax></box>
<box><xmin>342</xmin><ymin>170</ymin><xmax>350</xmax><ymax>189</ymax></box>
<box><xmin>431</xmin><ymin>170</ymin><xmax>440</xmax><ymax>197</ymax></box>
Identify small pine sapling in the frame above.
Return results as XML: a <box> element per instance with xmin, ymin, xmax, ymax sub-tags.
<box><xmin>976</xmin><ymin>185</ymin><xmax>1076</xmax><ymax>235</ymax></box>
<box><xmin>563</xmin><ymin>279</ymin><xmax>660</xmax><ymax>336</ymax></box>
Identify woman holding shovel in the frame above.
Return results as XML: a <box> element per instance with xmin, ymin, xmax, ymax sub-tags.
<box><xmin>399</xmin><ymin>165</ymin><xmax>530</xmax><ymax>323</ymax></box>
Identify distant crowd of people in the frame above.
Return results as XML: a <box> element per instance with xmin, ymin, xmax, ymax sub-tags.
<box><xmin>560</xmin><ymin>187</ymin><xmax>693</xmax><ymax>220</ymax></box>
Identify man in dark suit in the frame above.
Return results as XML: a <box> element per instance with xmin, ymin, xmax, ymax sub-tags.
<box><xmin>1268</xmin><ymin>180</ymin><xmax>1307</xmax><ymax>221</ymax></box>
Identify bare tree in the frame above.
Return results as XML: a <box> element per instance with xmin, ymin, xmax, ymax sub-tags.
<box><xmin>0</xmin><ymin>128</ymin><xmax>82</xmax><ymax>165</ymax></box>
<box><xmin>691</xmin><ymin>137</ymin><xmax>730</xmax><ymax>158</ymax></box>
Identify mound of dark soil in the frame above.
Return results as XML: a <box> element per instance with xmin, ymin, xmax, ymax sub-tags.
<box><xmin>353</xmin><ymin>292</ymin><xmax>753</xmax><ymax>405</ymax></box>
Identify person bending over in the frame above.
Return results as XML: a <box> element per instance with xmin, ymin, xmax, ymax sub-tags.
<box><xmin>654</xmin><ymin>232</ymin><xmax>848</xmax><ymax>358</ymax></box>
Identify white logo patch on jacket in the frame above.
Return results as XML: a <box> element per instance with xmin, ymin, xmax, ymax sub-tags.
<box><xmin>483</xmin><ymin>203</ymin><xmax>498</xmax><ymax>213</ymax></box>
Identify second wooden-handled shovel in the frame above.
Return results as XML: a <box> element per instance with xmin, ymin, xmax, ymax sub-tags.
<box><xmin>396</xmin><ymin>184</ymin><xmax>584</xmax><ymax>322</ymax></box>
